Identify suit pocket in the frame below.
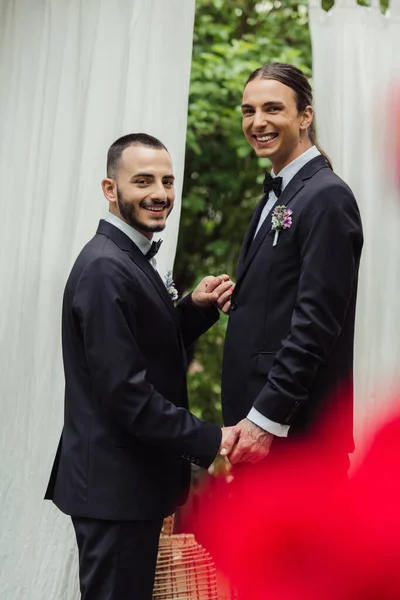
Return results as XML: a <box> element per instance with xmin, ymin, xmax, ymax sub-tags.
<box><xmin>252</xmin><ymin>351</ymin><xmax>276</xmax><ymax>374</ymax></box>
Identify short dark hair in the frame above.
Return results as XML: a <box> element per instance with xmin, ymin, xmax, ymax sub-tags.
<box><xmin>247</xmin><ymin>63</ymin><xmax>332</xmax><ymax>169</ymax></box>
<box><xmin>106</xmin><ymin>133</ymin><xmax>169</xmax><ymax>179</ymax></box>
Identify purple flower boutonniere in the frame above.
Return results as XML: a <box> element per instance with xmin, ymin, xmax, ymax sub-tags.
<box><xmin>163</xmin><ymin>270</ymin><xmax>179</xmax><ymax>301</ymax></box>
<box><xmin>271</xmin><ymin>205</ymin><xmax>293</xmax><ymax>247</ymax></box>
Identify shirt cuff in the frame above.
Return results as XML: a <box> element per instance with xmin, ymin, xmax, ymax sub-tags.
<box><xmin>247</xmin><ymin>407</ymin><xmax>290</xmax><ymax>438</ymax></box>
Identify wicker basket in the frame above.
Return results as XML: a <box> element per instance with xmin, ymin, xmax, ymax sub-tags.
<box><xmin>152</xmin><ymin>516</ymin><xmax>219</xmax><ymax>600</ymax></box>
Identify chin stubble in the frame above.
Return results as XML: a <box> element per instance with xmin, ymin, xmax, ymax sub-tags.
<box><xmin>116</xmin><ymin>189</ymin><xmax>173</xmax><ymax>233</ymax></box>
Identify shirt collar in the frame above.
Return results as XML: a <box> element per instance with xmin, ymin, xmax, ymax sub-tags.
<box><xmin>105</xmin><ymin>212</ymin><xmax>152</xmax><ymax>256</ymax></box>
<box><xmin>272</xmin><ymin>145</ymin><xmax>321</xmax><ymax>191</ymax></box>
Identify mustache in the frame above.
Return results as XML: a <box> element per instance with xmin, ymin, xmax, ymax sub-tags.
<box><xmin>140</xmin><ymin>199</ymin><xmax>171</xmax><ymax>209</ymax></box>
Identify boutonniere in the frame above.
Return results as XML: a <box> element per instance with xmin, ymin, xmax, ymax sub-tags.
<box><xmin>271</xmin><ymin>205</ymin><xmax>293</xmax><ymax>247</ymax></box>
<box><xmin>163</xmin><ymin>270</ymin><xmax>179</xmax><ymax>301</ymax></box>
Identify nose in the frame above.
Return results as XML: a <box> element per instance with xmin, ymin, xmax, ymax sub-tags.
<box><xmin>253</xmin><ymin>110</ymin><xmax>268</xmax><ymax>130</ymax></box>
<box><xmin>149</xmin><ymin>181</ymin><xmax>168</xmax><ymax>201</ymax></box>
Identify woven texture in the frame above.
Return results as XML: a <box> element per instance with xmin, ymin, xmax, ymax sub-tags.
<box><xmin>152</xmin><ymin>516</ymin><xmax>219</xmax><ymax>600</ymax></box>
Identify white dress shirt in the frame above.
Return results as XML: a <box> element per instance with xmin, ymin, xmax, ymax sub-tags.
<box><xmin>105</xmin><ymin>212</ymin><xmax>159</xmax><ymax>270</ymax></box>
<box><xmin>247</xmin><ymin>145</ymin><xmax>321</xmax><ymax>437</ymax></box>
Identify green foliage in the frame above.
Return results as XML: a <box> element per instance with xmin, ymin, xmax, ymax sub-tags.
<box><xmin>175</xmin><ymin>0</ymin><xmax>313</xmax><ymax>424</ymax></box>
<box><xmin>177</xmin><ymin>0</ymin><xmax>388</xmax><ymax>422</ymax></box>
<box><xmin>186</xmin><ymin>310</ymin><xmax>229</xmax><ymax>424</ymax></box>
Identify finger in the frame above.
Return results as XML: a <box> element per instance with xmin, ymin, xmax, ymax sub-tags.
<box><xmin>205</xmin><ymin>275</ymin><xmax>231</xmax><ymax>293</ymax></box>
<box><xmin>221</xmin><ymin>300</ymin><xmax>231</xmax><ymax>314</ymax></box>
<box><xmin>246</xmin><ymin>444</ymin><xmax>272</xmax><ymax>464</ymax></box>
<box><xmin>204</xmin><ymin>278</ymin><xmax>221</xmax><ymax>294</ymax></box>
<box><xmin>214</xmin><ymin>281</ymin><xmax>234</xmax><ymax>298</ymax></box>
<box><xmin>238</xmin><ymin>452</ymin><xmax>255</xmax><ymax>463</ymax></box>
<box><xmin>256</xmin><ymin>444</ymin><xmax>272</xmax><ymax>461</ymax></box>
<box><xmin>206</xmin><ymin>283</ymin><xmax>233</xmax><ymax>303</ymax></box>
<box><xmin>228</xmin><ymin>448</ymin><xmax>245</xmax><ymax>465</ymax></box>
<box><xmin>215</xmin><ymin>288</ymin><xmax>233</xmax><ymax>308</ymax></box>
<box><xmin>227</xmin><ymin>441</ymin><xmax>251</xmax><ymax>465</ymax></box>
<box><xmin>220</xmin><ymin>429</ymin><xmax>240</xmax><ymax>457</ymax></box>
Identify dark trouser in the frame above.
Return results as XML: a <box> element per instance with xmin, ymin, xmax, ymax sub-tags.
<box><xmin>71</xmin><ymin>517</ymin><xmax>163</xmax><ymax>600</ymax></box>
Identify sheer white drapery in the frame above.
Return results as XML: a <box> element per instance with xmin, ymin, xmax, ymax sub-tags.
<box><xmin>0</xmin><ymin>1</ymin><xmax>195</xmax><ymax>597</ymax></box>
<box><xmin>309</xmin><ymin>0</ymin><xmax>400</xmax><ymax>446</ymax></box>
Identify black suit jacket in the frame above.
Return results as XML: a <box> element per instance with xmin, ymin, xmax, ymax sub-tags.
<box><xmin>45</xmin><ymin>220</ymin><xmax>221</xmax><ymax>520</ymax></box>
<box><xmin>222</xmin><ymin>156</ymin><xmax>363</xmax><ymax>451</ymax></box>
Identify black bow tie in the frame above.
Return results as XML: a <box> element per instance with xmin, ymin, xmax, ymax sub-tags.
<box><xmin>263</xmin><ymin>173</ymin><xmax>283</xmax><ymax>198</ymax></box>
<box><xmin>146</xmin><ymin>239</ymin><xmax>162</xmax><ymax>260</ymax></box>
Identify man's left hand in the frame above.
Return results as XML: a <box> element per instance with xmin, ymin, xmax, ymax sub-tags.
<box><xmin>221</xmin><ymin>418</ymin><xmax>274</xmax><ymax>465</ymax></box>
<box><xmin>192</xmin><ymin>274</ymin><xmax>234</xmax><ymax>309</ymax></box>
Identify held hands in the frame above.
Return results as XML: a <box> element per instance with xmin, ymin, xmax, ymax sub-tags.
<box><xmin>209</xmin><ymin>421</ymin><xmax>274</xmax><ymax>479</ymax></box>
<box><xmin>192</xmin><ymin>274</ymin><xmax>235</xmax><ymax>312</ymax></box>
<box><xmin>208</xmin><ymin>426</ymin><xmax>237</xmax><ymax>479</ymax></box>
<box><xmin>221</xmin><ymin>419</ymin><xmax>274</xmax><ymax>466</ymax></box>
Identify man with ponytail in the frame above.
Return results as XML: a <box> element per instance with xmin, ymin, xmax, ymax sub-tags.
<box><xmin>220</xmin><ymin>64</ymin><xmax>363</xmax><ymax>473</ymax></box>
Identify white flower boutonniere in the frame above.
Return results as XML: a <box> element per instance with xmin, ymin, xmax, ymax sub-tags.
<box><xmin>271</xmin><ymin>205</ymin><xmax>293</xmax><ymax>247</ymax></box>
<box><xmin>163</xmin><ymin>270</ymin><xmax>178</xmax><ymax>301</ymax></box>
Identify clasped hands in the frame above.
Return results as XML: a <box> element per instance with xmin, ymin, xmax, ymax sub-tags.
<box><xmin>191</xmin><ymin>273</ymin><xmax>234</xmax><ymax>314</ymax></box>
<box><xmin>222</xmin><ymin>419</ymin><xmax>274</xmax><ymax>465</ymax></box>
<box><xmin>209</xmin><ymin>419</ymin><xmax>274</xmax><ymax>477</ymax></box>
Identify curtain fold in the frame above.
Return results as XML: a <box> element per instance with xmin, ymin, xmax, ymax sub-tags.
<box><xmin>0</xmin><ymin>1</ymin><xmax>195</xmax><ymax>597</ymax></box>
<box><xmin>309</xmin><ymin>0</ymin><xmax>400</xmax><ymax>451</ymax></box>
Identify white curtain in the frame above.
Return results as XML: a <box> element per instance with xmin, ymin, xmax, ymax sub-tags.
<box><xmin>309</xmin><ymin>0</ymin><xmax>400</xmax><ymax>450</ymax></box>
<box><xmin>0</xmin><ymin>1</ymin><xmax>195</xmax><ymax>597</ymax></box>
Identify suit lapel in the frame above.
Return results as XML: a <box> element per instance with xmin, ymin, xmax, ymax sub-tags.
<box><xmin>125</xmin><ymin>245</ymin><xmax>186</xmax><ymax>358</ymax></box>
<box><xmin>236</xmin><ymin>194</ymin><xmax>268</xmax><ymax>281</ymax></box>
<box><xmin>96</xmin><ymin>220</ymin><xmax>180</xmax><ymax>327</ymax></box>
<box><xmin>129</xmin><ymin>246</ymin><xmax>180</xmax><ymax>326</ymax></box>
<box><xmin>235</xmin><ymin>155</ymin><xmax>329</xmax><ymax>289</ymax></box>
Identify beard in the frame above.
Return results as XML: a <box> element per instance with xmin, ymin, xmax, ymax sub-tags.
<box><xmin>116</xmin><ymin>188</ymin><xmax>173</xmax><ymax>233</ymax></box>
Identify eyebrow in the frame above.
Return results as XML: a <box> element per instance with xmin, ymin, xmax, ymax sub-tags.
<box><xmin>131</xmin><ymin>172</ymin><xmax>175</xmax><ymax>180</ymax></box>
<box><xmin>241</xmin><ymin>101</ymin><xmax>285</xmax><ymax>109</ymax></box>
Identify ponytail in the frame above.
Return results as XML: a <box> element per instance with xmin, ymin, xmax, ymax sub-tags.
<box><xmin>308</xmin><ymin>120</ymin><xmax>333</xmax><ymax>170</ymax></box>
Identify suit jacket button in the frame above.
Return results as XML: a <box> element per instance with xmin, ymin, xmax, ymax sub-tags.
<box><xmin>230</xmin><ymin>302</ymin><xmax>237</xmax><ymax>311</ymax></box>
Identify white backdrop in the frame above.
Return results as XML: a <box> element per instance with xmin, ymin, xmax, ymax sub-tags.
<box><xmin>309</xmin><ymin>0</ymin><xmax>400</xmax><ymax>448</ymax></box>
<box><xmin>0</xmin><ymin>0</ymin><xmax>195</xmax><ymax>597</ymax></box>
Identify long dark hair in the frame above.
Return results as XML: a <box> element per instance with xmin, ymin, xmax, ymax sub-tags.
<box><xmin>246</xmin><ymin>63</ymin><xmax>332</xmax><ymax>170</ymax></box>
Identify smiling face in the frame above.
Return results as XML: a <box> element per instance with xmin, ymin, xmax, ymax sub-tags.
<box><xmin>102</xmin><ymin>144</ymin><xmax>175</xmax><ymax>239</ymax></box>
<box><xmin>241</xmin><ymin>77</ymin><xmax>313</xmax><ymax>173</ymax></box>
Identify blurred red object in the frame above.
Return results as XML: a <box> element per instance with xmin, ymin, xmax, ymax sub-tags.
<box><xmin>185</xmin><ymin>408</ymin><xmax>400</xmax><ymax>600</ymax></box>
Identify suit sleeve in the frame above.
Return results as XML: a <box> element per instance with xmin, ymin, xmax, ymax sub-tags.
<box><xmin>175</xmin><ymin>293</ymin><xmax>220</xmax><ymax>350</ymax></box>
<box><xmin>253</xmin><ymin>184</ymin><xmax>363</xmax><ymax>424</ymax></box>
<box><xmin>73</xmin><ymin>256</ymin><xmax>221</xmax><ymax>468</ymax></box>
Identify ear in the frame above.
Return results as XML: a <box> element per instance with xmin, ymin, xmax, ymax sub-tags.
<box><xmin>101</xmin><ymin>178</ymin><xmax>117</xmax><ymax>205</ymax></box>
<box><xmin>300</xmin><ymin>105</ymin><xmax>313</xmax><ymax>131</ymax></box>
